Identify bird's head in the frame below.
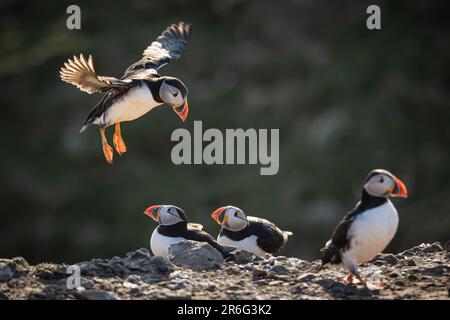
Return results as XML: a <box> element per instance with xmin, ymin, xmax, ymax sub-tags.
<box><xmin>159</xmin><ymin>77</ymin><xmax>189</xmax><ymax>122</ymax></box>
<box><xmin>363</xmin><ymin>169</ymin><xmax>408</xmax><ymax>198</ymax></box>
<box><xmin>211</xmin><ymin>205</ymin><xmax>249</xmax><ymax>231</ymax></box>
<box><xmin>144</xmin><ymin>204</ymin><xmax>187</xmax><ymax>225</ymax></box>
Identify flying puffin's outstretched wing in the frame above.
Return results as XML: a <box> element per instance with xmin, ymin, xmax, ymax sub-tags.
<box><xmin>60</xmin><ymin>54</ymin><xmax>132</xmax><ymax>94</ymax></box>
<box><xmin>123</xmin><ymin>22</ymin><xmax>192</xmax><ymax>79</ymax></box>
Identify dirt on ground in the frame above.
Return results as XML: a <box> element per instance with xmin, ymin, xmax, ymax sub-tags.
<box><xmin>0</xmin><ymin>242</ymin><xmax>448</xmax><ymax>300</ymax></box>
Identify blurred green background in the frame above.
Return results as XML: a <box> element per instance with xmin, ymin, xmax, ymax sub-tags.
<box><xmin>1</xmin><ymin>0</ymin><xmax>449</xmax><ymax>264</ymax></box>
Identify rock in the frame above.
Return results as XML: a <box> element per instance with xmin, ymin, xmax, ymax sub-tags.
<box><xmin>252</xmin><ymin>269</ymin><xmax>267</xmax><ymax>278</ymax></box>
<box><xmin>270</xmin><ymin>264</ymin><xmax>289</xmax><ymax>275</ymax></box>
<box><xmin>297</xmin><ymin>273</ymin><xmax>316</xmax><ymax>282</ymax></box>
<box><xmin>169</xmin><ymin>240</ymin><xmax>224</xmax><ymax>271</ymax></box>
<box><xmin>233</xmin><ymin>250</ymin><xmax>256</xmax><ymax>264</ymax></box>
<box><xmin>421</xmin><ymin>242</ymin><xmax>444</xmax><ymax>253</ymax></box>
<box><xmin>0</xmin><ymin>263</ymin><xmax>14</xmax><ymax>282</ymax></box>
<box><xmin>407</xmin><ymin>259</ymin><xmax>416</xmax><ymax>266</ymax></box>
<box><xmin>150</xmin><ymin>256</ymin><xmax>174</xmax><ymax>274</ymax></box>
<box><xmin>74</xmin><ymin>290</ymin><xmax>119</xmax><ymax>300</ymax></box>
<box><xmin>374</xmin><ymin>253</ymin><xmax>398</xmax><ymax>265</ymax></box>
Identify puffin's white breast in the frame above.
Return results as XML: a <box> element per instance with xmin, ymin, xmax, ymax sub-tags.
<box><xmin>342</xmin><ymin>200</ymin><xmax>399</xmax><ymax>264</ymax></box>
<box><xmin>100</xmin><ymin>82</ymin><xmax>161</xmax><ymax>127</ymax></box>
<box><xmin>217</xmin><ymin>234</ymin><xmax>267</xmax><ymax>257</ymax></box>
<box><xmin>150</xmin><ymin>229</ymin><xmax>185</xmax><ymax>258</ymax></box>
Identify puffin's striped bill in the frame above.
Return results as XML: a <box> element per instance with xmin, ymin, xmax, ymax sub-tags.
<box><xmin>174</xmin><ymin>100</ymin><xmax>189</xmax><ymax>122</ymax></box>
<box><xmin>144</xmin><ymin>205</ymin><xmax>161</xmax><ymax>221</ymax></box>
<box><xmin>211</xmin><ymin>207</ymin><xmax>227</xmax><ymax>224</ymax></box>
<box><xmin>392</xmin><ymin>177</ymin><xmax>408</xmax><ymax>198</ymax></box>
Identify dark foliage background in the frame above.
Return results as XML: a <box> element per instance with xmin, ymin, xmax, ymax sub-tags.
<box><xmin>1</xmin><ymin>0</ymin><xmax>449</xmax><ymax>264</ymax></box>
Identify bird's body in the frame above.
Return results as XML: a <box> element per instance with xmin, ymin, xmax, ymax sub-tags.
<box><xmin>341</xmin><ymin>200</ymin><xmax>398</xmax><ymax>266</ymax></box>
<box><xmin>211</xmin><ymin>207</ymin><xmax>292</xmax><ymax>257</ymax></box>
<box><xmin>90</xmin><ymin>81</ymin><xmax>161</xmax><ymax>129</ymax></box>
<box><xmin>320</xmin><ymin>169</ymin><xmax>408</xmax><ymax>285</ymax></box>
<box><xmin>60</xmin><ymin>22</ymin><xmax>192</xmax><ymax>163</ymax></box>
<box><xmin>144</xmin><ymin>205</ymin><xmax>235</xmax><ymax>259</ymax></box>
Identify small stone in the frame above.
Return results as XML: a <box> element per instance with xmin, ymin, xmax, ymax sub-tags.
<box><xmin>421</xmin><ymin>242</ymin><xmax>444</xmax><ymax>253</ymax></box>
<box><xmin>252</xmin><ymin>269</ymin><xmax>267</xmax><ymax>278</ymax></box>
<box><xmin>375</xmin><ymin>253</ymin><xmax>398</xmax><ymax>265</ymax></box>
<box><xmin>233</xmin><ymin>251</ymin><xmax>255</xmax><ymax>264</ymax></box>
<box><xmin>0</xmin><ymin>263</ymin><xmax>14</xmax><ymax>282</ymax></box>
<box><xmin>297</xmin><ymin>273</ymin><xmax>316</xmax><ymax>282</ymax></box>
<box><xmin>407</xmin><ymin>259</ymin><xmax>416</xmax><ymax>266</ymax></box>
<box><xmin>270</xmin><ymin>264</ymin><xmax>289</xmax><ymax>275</ymax></box>
<box><xmin>0</xmin><ymin>291</ymin><xmax>8</xmax><ymax>300</ymax></box>
<box><xmin>389</xmin><ymin>272</ymin><xmax>400</xmax><ymax>278</ymax></box>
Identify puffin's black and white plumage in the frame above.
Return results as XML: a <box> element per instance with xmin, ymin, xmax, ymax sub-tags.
<box><xmin>211</xmin><ymin>206</ymin><xmax>293</xmax><ymax>257</ymax></box>
<box><xmin>143</xmin><ymin>205</ymin><xmax>235</xmax><ymax>258</ymax></box>
<box><xmin>60</xmin><ymin>22</ymin><xmax>192</xmax><ymax>164</ymax></box>
<box><xmin>320</xmin><ymin>169</ymin><xmax>408</xmax><ymax>285</ymax></box>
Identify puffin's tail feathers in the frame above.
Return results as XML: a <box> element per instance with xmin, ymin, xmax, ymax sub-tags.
<box><xmin>319</xmin><ymin>240</ymin><xmax>341</xmax><ymax>270</ymax></box>
<box><xmin>79</xmin><ymin>124</ymin><xmax>89</xmax><ymax>133</ymax></box>
<box><xmin>282</xmin><ymin>230</ymin><xmax>293</xmax><ymax>245</ymax></box>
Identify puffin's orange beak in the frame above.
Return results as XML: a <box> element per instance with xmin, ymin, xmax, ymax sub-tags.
<box><xmin>211</xmin><ymin>207</ymin><xmax>227</xmax><ymax>224</ymax></box>
<box><xmin>144</xmin><ymin>205</ymin><xmax>161</xmax><ymax>222</ymax></box>
<box><xmin>392</xmin><ymin>177</ymin><xmax>408</xmax><ymax>198</ymax></box>
<box><xmin>174</xmin><ymin>100</ymin><xmax>189</xmax><ymax>122</ymax></box>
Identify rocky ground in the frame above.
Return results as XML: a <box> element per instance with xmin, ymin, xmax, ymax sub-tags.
<box><xmin>0</xmin><ymin>241</ymin><xmax>449</xmax><ymax>300</ymax></box>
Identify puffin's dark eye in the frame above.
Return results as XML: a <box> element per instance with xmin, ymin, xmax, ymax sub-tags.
<box><xmin>172</xmin><ymin>92</ymin><xmax>179</xmax><ymax>97</ymax></box>
<box><xmin>379</xmin><ymin>177</ymin><xmax>384</xmax><ymax>183</ymax></box>
<box><xmin>234</xmin><ymin>212</ymin><xmax>239</xmax><ymax>217</ymax></box>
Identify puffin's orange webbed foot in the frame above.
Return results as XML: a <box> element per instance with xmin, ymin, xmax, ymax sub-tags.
<box><xmin>344</xmin><ymin>273</ymin><xmax>354</xmax><ymax>284</ymax></box>
<box><xmin>100</xmin><ymin>127</ymin><xmax>113</xmax><ymax>164</ymax></box>
<box><xmin>103</xmin><ymin>143</ymin><xmax>114</xmax><ymax>164</ymax></box>
<box><xmin>113</xmin><ymin>123</ymin><xmax>127</xmax><ymax>155</ymax></box>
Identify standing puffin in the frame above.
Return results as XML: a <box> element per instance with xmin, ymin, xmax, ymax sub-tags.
<box><xmin>144</xmin><ymin>205</ymin><xmax>235</xmax><ymax>258</ymax></box>
<box><xmin>320</xmin><ymin>169</ymin><xmax>408</xmax><ymax>285</ymax></box>
<box><xmin>60</xmin><ymin>22</ymin><xmax>192</xmax><ymax>164</ymax></box>
<box><xmin>210</xmin><ymin>205</ymin><xmax>293</xmax><ymax>257</ymax></box>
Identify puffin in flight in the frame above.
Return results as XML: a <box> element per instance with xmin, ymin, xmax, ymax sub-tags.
<box><xmin>320</xmin><ymin>169</ymin><xmax>408</xmax><ymax>285</ymax></box>
<box><xmin>211</xmin><ymin>205</ymin><xmax>293</xmax><ymax>257</ymax></box>
<box><xmin>60</xmin><ymin>22</ymin><xmax>192</xmax><ymax>164</ymax></box>
<box><xmin>144</xmin><ymin>205</ymin><xmax>235</xmax><ymax>259</ymax></box>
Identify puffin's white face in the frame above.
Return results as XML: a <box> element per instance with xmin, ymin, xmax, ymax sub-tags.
<box><xmin>363</xmin><ymin>170</ymin><xmax>408</xmax><ymax>198</ymax></box>
<box><xmin>144</xmin><ymin>205</ymin><xmax>186</xmax><ymax>225</ymax></box>
<box><xmin>160</xmin><ymin>81</ymin><xmax>185</xmax><ymax>106</ymax></box>
<box><xmin>211</xmin><ymin>206</ymin><xmax>248</xmax><ymax>231</ymax></box>
<box><xmin>159</xmin><ymin>78</ymin><xmax>189</xmax><ymax>122</ymax></box>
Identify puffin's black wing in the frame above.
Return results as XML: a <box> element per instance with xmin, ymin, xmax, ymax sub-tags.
<box><xmin>248</xmin><ymin>217</ymin><xmax>285</xmax><ymax>254</ymax></box>
<box><xmin>186</xmin><ymin>225</ymin><xmax>234</xmax><ymax>258</ymax></box>
<box><xmin>60</xmin><ymin>54</ymin><xmax>133</xmax><ymax>94</ymax></box>
<box><xmin>320</xmin><ymin>202</ymin><xmax>364</xmax><ymax>266</ymax></box>
<box><xmin>123</xmin><ymin>22</ymin><xmax>192</xmax><ymax>79</ymax></box>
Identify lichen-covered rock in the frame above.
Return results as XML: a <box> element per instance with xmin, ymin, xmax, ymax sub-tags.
<box><xmin>168</xmin><ymin>240</ymin><xmax>224</xmax><ymax>271</ymax></box>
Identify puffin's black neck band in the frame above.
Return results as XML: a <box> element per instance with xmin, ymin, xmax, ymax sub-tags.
<box><xmin>220</xmin><ymin>224</ymin><xmax>252</xmax><ymax>241</ymax></box>
<box><xmin>359</xmin><ymin>189</ymin><xmax>388</xmax><ymax>211</ymax></box>
<box><xmin>158</xmin><ymin>221</ymin><xmax>187</xmax><ymax>237</ymax></box>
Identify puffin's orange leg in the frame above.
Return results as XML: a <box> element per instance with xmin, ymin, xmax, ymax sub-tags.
<box><xmin>100</xmin><ymin>127</ymin><xmax>113</xmax><ymax>164</ymax></box>
<box><xmin>113</xmin><ymin>123</ymin><xmax>127</xmax><ymax>155</ymax></box>
<box><xmin>344</xmin><ymin>273</ymin><xmax>354</xmax><ymax>284</ymax></box>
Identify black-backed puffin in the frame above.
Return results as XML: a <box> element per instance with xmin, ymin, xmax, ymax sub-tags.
<box><xmin>60</xmin><ymin>22</ymin><xmax>192</xmax><ymax>164</ymax></box>
<box><xmin>211</xmin><ymin>205</ymin><xmax>293</xmax><ymax>257</ymax></box>
<box><xmin>320</xmin><ymin>169</ymin><xmax>408</xmax><ymax>285</ymax></box>
<box><xmin>144</xmin><ymin>205</ymin><xmax>235</xmax><ymax>258</ymax></box>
